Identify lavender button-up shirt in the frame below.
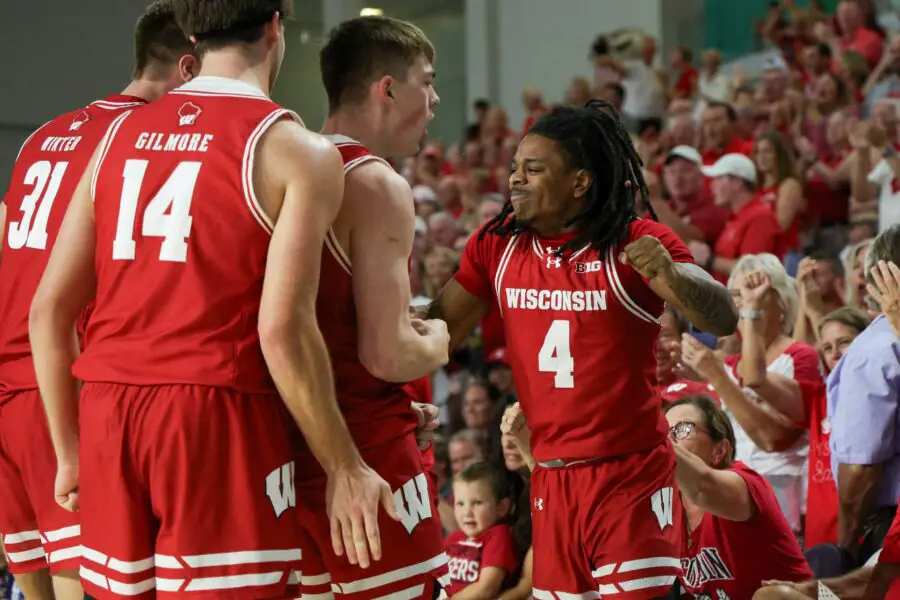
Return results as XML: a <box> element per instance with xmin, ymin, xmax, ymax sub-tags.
<box><xmin>827</xmin><ymin>315</ymin><xmax>900</xmax><ymax>508</ymax></box>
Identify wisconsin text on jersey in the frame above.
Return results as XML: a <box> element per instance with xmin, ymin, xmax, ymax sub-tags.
<box><xmin>504</xmin><ymin>288</ymin><xmax>607</xmax><ymax>312</ymax></box>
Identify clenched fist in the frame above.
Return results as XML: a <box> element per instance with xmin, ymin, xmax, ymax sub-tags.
<box><xmin>620</xmin><ymin>236</ymin><xmax>677</xmax><ymax>282</ymax></box>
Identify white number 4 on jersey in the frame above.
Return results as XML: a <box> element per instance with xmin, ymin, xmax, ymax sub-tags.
<box><xmin>539</xmin><ymin>319</ymin><xmax>574</xmax><ymax>388</ymax></box>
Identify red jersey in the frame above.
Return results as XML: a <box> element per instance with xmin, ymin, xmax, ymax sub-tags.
<box><xmin>713</xmin><ymin>197</ymin><xmax>780</xmax><ymax>284</ymax></box>
<box><xmin>0</xmin><ymin>94</ymin><xmax>146</xmax><ymax>397</ymax></box>
<box><xmin>881</xmin><ymin>504</ymin><xmax>900</xmax><ymax>599</ymax></box>
<box><xmin>444</xmin><ymin>524</ymin><xmax>517</xmax><ymax>596</ymax></box>
<box><xmin>405</xmin><ymin>375</ymin><xmax>435</xmax><ymax>476</ymax></box>
<box><xmin>681</xmin><ymin>461</ymin><xmax>813</xmax><ymax>600</ymax></box>
<box><xmin>806</xmin><ymin>384</ymin><xmax>838</xmax><ymax>547</ymax></box>
<box><xmin>455</xmin><ymin>218</ymin><xmax>692</xmax><ymax>462</ymax></box>
<box><xmin>313</xmin><ymin>135</ymin><xmax>418</xmax><ymax>451</ymax></box>
<box><xmin>757</xmin><ymin>184</ymin><xmax>800</xmax><ymax>258</ymax></box>
<box><xmin>73</xmin><ymin>78</ymin><xmax>296</xmax><ymax>392</ymax></box>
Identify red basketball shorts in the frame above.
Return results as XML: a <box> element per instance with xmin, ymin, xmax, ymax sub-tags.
<box><xmin>296</xmin><ymin>433</ymin><xmax>447</xmax><ymax>599</ymax></box>
<box><xmin>78</xmin><ymin>383</ymin><xmax>305</xmax><ymax>600</ymax></box>
<box><xmin>530</xmin><ymin>442</ymin><xmax>685</xmax><ymax>600</ymax></box>
<box><xmin>0</xmin><ymin>389</ymin><xmax>81</xmax><ymax>575</ymax></box>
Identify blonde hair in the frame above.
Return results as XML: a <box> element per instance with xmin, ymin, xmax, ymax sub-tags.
<box><xmin>728</xmin><ymin>253</ymin><xmax>798</xmax><ymax>335</ymax></box>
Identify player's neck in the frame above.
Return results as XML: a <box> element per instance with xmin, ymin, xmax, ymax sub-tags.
<box><xmin>120</xmin><ymin>79</ymin><xmax>168</xmax><ymax>104</ymax></box>
<box><xmin>192</xmin><ymin>50</ymin><xmax>273</xmax><ymax>96</ymax></box>
<box><xmin>321</xmin><ymin>110</ymin><xmax>389</xmax><ymax>158</ymax></box>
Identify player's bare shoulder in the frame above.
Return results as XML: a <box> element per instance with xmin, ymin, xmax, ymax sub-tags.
<box><xmin>344</xmin><ymin>159</ymin><xmax>414</xmax><ymax>221</ymax></box>
<box><xmin>253</xmin><ymin>119</ymin><xmax>344</xmax><ymax>220</ymax></box>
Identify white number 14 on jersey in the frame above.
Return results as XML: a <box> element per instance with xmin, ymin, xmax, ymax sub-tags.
<box><xmin>538</xmin><ymin>320</ymin><xmax>574</xmax><ymax>388</ymax></box>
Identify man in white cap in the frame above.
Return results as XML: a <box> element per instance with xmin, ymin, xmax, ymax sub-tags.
<box><xmin>649</xmin><ymin>145</ymin><xmax>730</xmax><ymax>245</ymax></box>
<box><xmin>688</xmin><ymin>153</ymin><xmax>781</xmax><ymax>283</ymax></box>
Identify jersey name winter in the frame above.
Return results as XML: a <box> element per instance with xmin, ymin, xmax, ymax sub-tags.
<box><xmin>0</xmin><ymin>95</ymin><xmax>146</xmax><ymax>396</ymax></box>
<box><xmin>311</xmin><ymin>135</ymin><xmax>418</xmax><ymax>451</ymax></box>
<box><xmin>455</xmin><ymin>219</ymin><xmax>692</xmax><ymax>461</ymax></box>
<box><xmin>73</xmin><ymin>77</ymin><xmax>297</xmax><ymax>392</ymax></box>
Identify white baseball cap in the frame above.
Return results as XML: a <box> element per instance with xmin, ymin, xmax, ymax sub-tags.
<box><xmin>412</xmin><ymin>184</ymin><xmax>438</xmax><ymax>204</ymax></box>
<box><xmin>701</xmin><ymin>153</ymin><xmax>757</xmax><ymax>184</ymax></box>
<box><xmin>665</xmin><ymin>145</ymin><xmax>702</xmax><ymax>166</ymax></box>
<box><xmin>413</xmin><ymin>216</ymin><xmax>427</xmax><ymax>236</ymax></box>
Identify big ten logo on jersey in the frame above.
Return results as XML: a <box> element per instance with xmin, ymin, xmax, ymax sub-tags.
<box><xmin>681</xmin><ymin>548</ymin><xmax>734</xmax><ymax>590</ymax></box>
<box><xmin>573</xmin><ymin>260</ymin><xmax>603</xmax><ymax>274</ymax></box>
<box><xmin>650</xmin><ymin>487</ymin><xmax>674</xmax><ymax>531</ymax></box>
<box><xmin>393</xmin><ymin>473</ymin><xmax>433</xmax><ymax>535</ymax></box>
<box><xmin>448</xmin><ymin>544</ymin><xmax>482</xmax><ymax>584</ymax></box>
<box><xmin>266</xmin><ymin>461</ymin><xmax>296</xmax><ymax>518</ymax></box>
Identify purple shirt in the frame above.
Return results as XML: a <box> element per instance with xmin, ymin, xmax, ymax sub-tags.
<box><xmin>828</xmin><ymin>315</ymin><xmax>900</xmax><ymax>508</ymax></box>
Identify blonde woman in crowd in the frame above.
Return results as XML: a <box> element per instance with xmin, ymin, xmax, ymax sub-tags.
<box><xmin>681</xmin><ymin>254</ymin><xmax>825</xmax><ymax>534</ymax></box>
<box><xmin>844</xmin><ymin>238</ymin><xmax>875</xmax><ymax>312</ymax></box>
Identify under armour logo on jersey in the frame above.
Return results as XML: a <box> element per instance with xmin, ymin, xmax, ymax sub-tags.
<box><xmin>545</xmin><ymin>248</ymin><xmax>561</xmax><ymax>269</ymax></box>
<box><xmin>70</xmin><ymin>111</ymin><xmax>90</xmax><ymax>131</ymax></box>
<box><xmin>533</xmin><ymin>497</ymin><xmax>544</xmax><ymax>512</ymax></box>
<box><xmin>178</xmin><ymin>102</ymin><xmax>202</xmax><ymax>126</ymax></box>
<box><xmin>650</xmin><ymin>487</ymin><xmax>674</xmax><ymax>530</ymax></box>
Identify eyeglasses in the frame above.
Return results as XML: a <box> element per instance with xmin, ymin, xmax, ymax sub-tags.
<box><xmin>669</xmin><ymin>420</ymin><xmax>711</xmax><ymax>442</ymax></box>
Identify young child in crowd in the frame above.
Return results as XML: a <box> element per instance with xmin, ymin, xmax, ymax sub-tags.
<box><xmin>444</xmin><ymin>462</ymin><xmax>519</xmax><ymax>598</ymax></box>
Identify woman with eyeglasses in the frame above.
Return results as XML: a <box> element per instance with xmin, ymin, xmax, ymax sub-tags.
<box><xmin>665</xmin><ymin>395</ymin><xmax>812</xmax><ymax>600</ymax></box>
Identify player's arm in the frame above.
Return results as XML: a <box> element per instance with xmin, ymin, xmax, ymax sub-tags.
<box><xmin>421</xmin><ymin>279</ymin><xmax>488</xmax><ymax>349</ymax></box>
<box><xmin>29</xmin><ymin>147</ymin><xmax>100</xmax><ymax>468</ymax></box>
<box><xmin>449</xmin><ymin>567</ymin><xmax>508</xmax><ymax>599</ymax></box>
<box><xmin>672</xmin><ymin>442</ymin><xmax>756</xmax><ymax>522</ymax></box>
<box><xmin>623</xmin><ymin>236</ymin><xmax>738</xmax><ymax>336</ymax></box>
<box><xmin>257</xmin><ymin>122</ymin><xmax>361</xmax><ymax>475</ymax></box>
<box><xmin>350</xmin><ymin>165</ymin><xmax>449</xmax><ymax>382</ymax></box>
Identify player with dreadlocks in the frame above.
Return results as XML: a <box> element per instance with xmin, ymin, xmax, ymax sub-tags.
<box><xmin>421</xmin><ymin>99</ymin><xmax>737</xmax><ymax>599</ymax></box>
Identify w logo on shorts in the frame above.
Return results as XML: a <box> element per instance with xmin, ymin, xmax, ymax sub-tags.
<box><xmin>650</xmin><ymin>487</ymin><xmax>674</xmax><ymax>531</ymax></box>
<box><xmin>266</xmin><ymin>461</ymin><xmax>296</xmax><ymax>518</ymax></box>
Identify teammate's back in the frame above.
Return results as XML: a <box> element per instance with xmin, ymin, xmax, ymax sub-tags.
<box><xmin>0</xmin><ymin>96</ymin><xmax>144</xmax><ymax>394</ymax></box>
<box><xmin>73</xmin><ymin>78</ymin><xmax>294</xmax><ymax>392</ymax></box>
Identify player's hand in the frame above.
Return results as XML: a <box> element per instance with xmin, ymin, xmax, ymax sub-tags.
<box><xmin>738</xmin><ymin>269</ymin><xmax>772</xmax><ymax>308</ymax></box>
<box><xmin>620</xmin><ymin>236</ymin><xmax>678</xmax><ymax>283</ymax></box>
<box><xmin>681</xmin><ymin>334</ymin><xmax>724</xmax><ymax>381</ymax></box>
<box><xmin>867</xmin><ymin>259</ymin><xmax>900</xmax><ymax>337</ymax></box>
<box><xmin>411</xmin><ymin>318</ymin><xmax>451</xmax><ymax>364</ymax></box>
<box><xmin>55</xmin><ymin>464</ymin><xmax>79</xmax><ymax>512</ymax></box>
<box><xmin>411</xmin><ymin>402</ymin><xmax>440</xmax><ymax>450</ymax></box>
<box><xmin>500</xmin><ymin>403</ymin><xmax>530</xmax><ymax>451</ymax></box>
<box><xmin>326</xmin><ymin>463</ymin><xmax>399</xmax><ymax>569</ymax></box>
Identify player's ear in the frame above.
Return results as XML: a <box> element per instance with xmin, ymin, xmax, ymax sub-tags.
<box><xmin>496</xmin><ymin>497</ymin><xmax>512</xmax><ymax>519</ymax></box>
<box><xmin>378</xmin><ymin>76</ymin><xmax>395</xmax><ymax>102</ymax></box>
<box><xmin>179</xmin><ymin>54</ymin><xmax>199</xmax><ymax>83</ymax></box>
<box><xmin>572</xmin><ymin>169</ymin><xmax>592</xmax><ymax>199</ymax></box>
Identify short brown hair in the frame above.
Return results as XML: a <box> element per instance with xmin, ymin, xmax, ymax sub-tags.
<box><xmin>818</xmin><ymin>306</ymin><xmax>872</xmax><ymax>336</ymax></box>
<box><xmin>320</xmin><ymin>16</ymin><xmax>435</xmax><ymax>113</ymax></box>
<box><xmin>173</xmin><ymin>0</ymin><xmax>291</xmax><ymax>55</ymax></box>
<box><xmin>133</xmin><ymin>0</ymin><xmax>194</xmax><ymax>78</ymax></box>
<box><xmin>866</xmin><ymin>223</ymin><xmax>900</xmax><ymax>287</ymax></box>
<box><xmin>665</xmin><ymin>395</ymin><xmax>736</xmax><ymax>468</ymax></box>
<box><xmin>454</xmin><ymin>462</ymin><xmax>510</xmax><ymax>502</ymax></box>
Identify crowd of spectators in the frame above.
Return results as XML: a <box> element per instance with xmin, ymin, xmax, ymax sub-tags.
<box><xmin>403</xmin><ymin>0</ymin><xmax>900</xmax><ymax>597</ymax></box>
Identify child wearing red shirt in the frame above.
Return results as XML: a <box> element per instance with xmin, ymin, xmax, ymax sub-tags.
<box><xmin>444</xmin><ymin>463</ymin><xmax>518</xmax><ymax>598</ymax></box>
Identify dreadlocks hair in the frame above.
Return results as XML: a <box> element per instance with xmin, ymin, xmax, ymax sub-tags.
<box><xmin>480</xmin><ymin>99</ymin><xmax>657</xmax><ymax>258</ymax></box>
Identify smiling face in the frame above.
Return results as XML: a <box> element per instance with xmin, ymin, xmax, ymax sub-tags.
<box><xmin>508</xmin><ymin>134</ymin><xmax>588</xmax><ymax>233</ymax></box>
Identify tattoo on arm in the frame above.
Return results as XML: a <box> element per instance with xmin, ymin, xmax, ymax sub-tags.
<box><xmin>668</xmin><ymin>263</ymin><xmax>738</xmax><ymax>336</ymax></box>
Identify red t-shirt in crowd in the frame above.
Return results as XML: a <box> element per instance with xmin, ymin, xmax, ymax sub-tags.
<box><xmin>681</xmin><ymin>461</ymin><xmax>813</xmax><ymax>600</ymax></box>
<box><xmin>445</xmin><ymin>524</ymin><xmax>518</xmax><ymax>596</ymax></box>
<box><xmin>880</xmin><ymin>503</ymin><xmax>900</xmax><ymax>599</ymax></box>
<box><xmin>673</xmin><ymin>191</ymin><xmax>731</xmax><ymax>245</ymax></box>
<box><xmin>701</xmin><ymin>136</ymin><xmax>755</xmax><ymax>165</ymax></box>
<box><xmin>839</xmin><ymin>27</ymin><xmax>884</xmax><ymax>68</ymax></box>
<box><xmin>673</xmin><ymin>66</ymin><xmax>700</xmax><ymax>98</ymax></box>
<box><xmin>805</xmin><ymin>384</ymin><xmax>838</xmax><ymax>548</ymax></box>
<box><xmin>805</xmin><ymin>153</ymin><xmax>850</xmax><ymax>226</ymax></box>
<box><xmin>757</xmin><ymin>184</ymin><xmax>800</xmax><ymax>258</ymax></box>
<box><xmin>712</xmin><ymin>197</ymin><xmax>781</xmax><ymax>283</ymax></box>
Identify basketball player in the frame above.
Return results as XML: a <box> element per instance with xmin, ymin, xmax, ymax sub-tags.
<box><xmin>29</xmin><ymin>1</ymin><xmax>393</xmax><ymax>598</ymax></box>
<box><xmin>0</xmin><ymin>3</ymin><xmax>196</xmax><ymax>599</ymax></box>
<box><xmin>294</xmin><ymin>16</ymin><xmax>450</xmax><ymax>600</ymax></box>
<box><xmin>424</xmin><ymin>101</ymin><xmax>738</xmax><ymax>599</ymax></box>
